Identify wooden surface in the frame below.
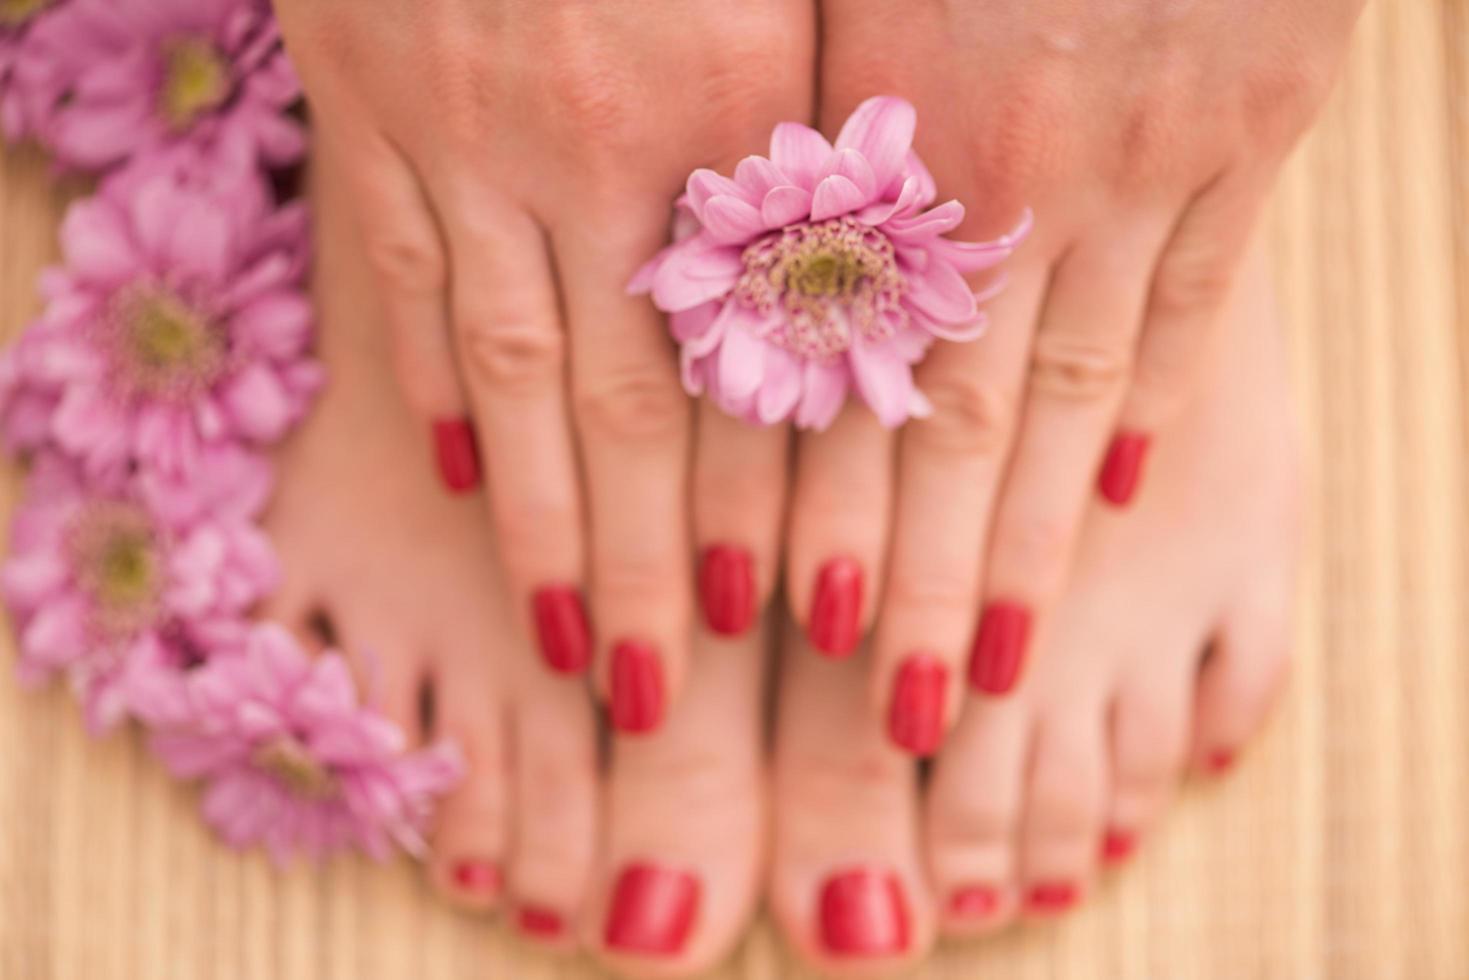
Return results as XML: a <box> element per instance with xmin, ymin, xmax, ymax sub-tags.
<box><xmin>1</xmin><ymin>1</ymin><xmax>1466</xmax><ymax>977</ymax></box>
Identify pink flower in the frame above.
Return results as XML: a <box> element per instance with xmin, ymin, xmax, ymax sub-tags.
<box><xmin>14</xmin><ymin>163</ymin><xmax>321</xmax><ymax>479</ymax></box>
<box><xmin>0</xmin><ymin>0</ymin><xmax>66</xmax><ymax>142</ymax></box>
<box><xmin>143</xmin><ymin>625</ymin><xmax>466</xmax><ymax>865</ymax></box>
<box><xmin>631</xmin><ymin>96</ymin><xmax>1028</xmax><ymax>430</ymax></box>
<box><xmin>0</xmin><ymin>452</ymin><xmax>278</xmax><ymax>730</ymax></box>
<box><xmin>11</xmin><ymin>0</ymin><xmax>302</xmax><ymax>172</ymax></box>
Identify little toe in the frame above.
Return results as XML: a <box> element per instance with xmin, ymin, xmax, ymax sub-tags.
<box><xmin>1103</xmin><ymin>655</ymin><xmax>1194</xmax><ymax>866</ymax></box>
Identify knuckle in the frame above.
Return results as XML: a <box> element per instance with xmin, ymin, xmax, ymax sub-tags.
<box><xmin>882</xmin><ymin>565</ymin><xmax>975</xmax><ymax>618</ymax></box>
<box><xmin>1150</xmin><ymin>249</ymin><xmax>1238</xmax><ymax>320</ymax></box>
<box><xmin>595</xmin><ymin>550</ymin><xmax>682</xmax><ymax>610</ymax></box>
<box><xmin>1028</xmin><ymin>331</ymin><xmax>1132</xmax><ymax>403</ymax></box>
<box><xmin>910</xmin><ymin>374</ymin><xmax>1016</xmax><ymax>457</ymax></box>
<box><xmin>363</xmin><ymin>231</ymin><xmax>446</xmax><ymax>295</ymax></box>
<box><xmin>934</xmin><ymin>794</ymin><xmax>1017</xmax><ymax>846</ymax></box>
<box><xmin>992</xmin><ymin>514</ymin><xmax>1073</xmax><ymax>595</ymax></box>
<box><xmin>457</xmin><ymin>315</ymin><xmax>566</xmax><ymax>392</ymax></box>
<box><xmin>1029</xmin><ymin>766</ymin><xmax>1103</xmax><ymax>835</ymax></box>
<box><xmin>575</xmin><ymin>368</ymin><xmax>688</xmax><ymax>443</ymax></box>
<box><xmin>493</xmin><ymin>493</ymin><xmax>579</xmax><ymax>576</ymax></box>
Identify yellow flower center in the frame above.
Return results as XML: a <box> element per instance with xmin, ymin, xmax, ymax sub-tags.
<box><xmin>254</xmin><ymin>736</ymin><xmax>339</xmax><ymax>801</ymax></box>
<box><xmin>0</xmin><ymin>0</ymin><xmax>53</xmax><ymax>27</ymax></box>
<box><xmin>69</xmin><ymin>503</ymin><xmax>162</xmax><ymax>633</ymax></box>
<box><xmin>114</xmin><ymin>289</ymin><xmax>227</xmax><ymax>397</ymax></box>
<box><xmin>159</xmin><ymin>37</ymin><xmax>231</xmax><ymax>131</ymax></box>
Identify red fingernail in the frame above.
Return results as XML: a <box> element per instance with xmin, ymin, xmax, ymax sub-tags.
<box><xmin>531</xmin><ymin>586</ymin><xmax>592</xmax><ymax>674</ymax></box>
<box><xmin>1098</xmin><ymin>431</ymin><xmax>1151</xmax><ymax>507</ymax></box>
<box><xmin>1025</xmin><ymin>881</ymin><xmax>1078</xmax><ymax>915</ymax></box>
<box><xmin>809</xmin><ymin>558</ymin><xmax>864</xmax><ymax>657</ymax></box>
<box><xmin>948</xmin><ymin>885</ymin><xmax>1003</xmax><ymax>920</ymax></box>
<box><xmin>888</xmin><ymin>653</ymin><xmax>949</xmax><ymax>757</ymax></box>
<box><xmin>818</xmin><ymin>867</ymin><xmax>911</xmax><ymax>957</ymax></box>
<box><xmin>610</xmin><ymin>639</ymin><xmax>664</xmax><ymax>734</ymax></box>
<box><xmin>699</xmin><ymin>544</ymin><xmax>755</xmax><ymax>637</ymax></box>
<box><xmin>1102</xmin><ymin>829</ymin><xmax>1136</xmax><ymax>864</ymax></box>
<box><xmin>604</xmin><ymin>863</ymin><xmax>700</xmax><ymax>955</ymax></box>
<box><xmin>517</xmin><ymin>905</ymin><xmax>565</xmax><ymax>940</ymax></box>
<box><xmin>969</xmin><ymin>602</ymin><xmax>1032</xmax><ymax>695</ymax></box>
<box><xmin>451</xmin><ymin>859</ymin><xmax>501</xmax><ymax>897</ymax></box>
<box><xmin>432</xmin><ymin>417</ymin><xmax>481</xmax><ymax>493</ymax></box>
<box><xmin>1206</xmin><ymin>749</ymin><xmax>1236</xmax><ymax>773</ymax></box>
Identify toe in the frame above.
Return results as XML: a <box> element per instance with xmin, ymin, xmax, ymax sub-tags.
<box><xmin>1103</xmin><ymin>656</ymin><xmax>1194</xmax><ymax>865</ymax></box>
<box><xmin>592</xmin><ymin>624</ymin><xmax>766</xmax><ymax>976</ymax></box>
<box><xmin>771</xmin><ymin>625</ymin><xmax>932</xmax><ymax>973</ymax></box>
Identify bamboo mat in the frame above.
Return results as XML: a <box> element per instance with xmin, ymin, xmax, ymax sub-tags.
<box><xmin>1</xmin><ymin>1</ymin><xmax>1466</xmax><ymax>977</ymax></box>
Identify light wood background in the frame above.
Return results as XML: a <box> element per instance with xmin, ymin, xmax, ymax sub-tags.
<box><xmin>1</xmin><ymin>1</ymin><xmax>1465</xmax><ymax>977</ymax></box>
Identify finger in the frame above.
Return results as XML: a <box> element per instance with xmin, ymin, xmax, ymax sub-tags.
<box><xmin>1101</xmin><ymin>168</ymin><xmax>1273</xmax><ymax>507</ymax></box>
<box><xmin>693</xmin><ymin>403</ymin><xmax>789</xmax><ymax>638</ymax></box>
<box><xmin>869</xmin><ymin>265</ymin><xmax>1048</xmax><ymax>756</ymax></box>
<box><xmin>970</xmin><ymin>221</ymin><xmax>1173</xmax><ymax>698</ymax></box>
<box><xmin>557</xmin><ymin>206</ymin><xmax>695</xmax><ymax>735</ymax></box>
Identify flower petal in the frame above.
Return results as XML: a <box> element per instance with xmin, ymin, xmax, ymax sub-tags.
<box><xmin>885</xmin><ymin>200</ymin><xmax>966</xmax><ymax>242</ymax></box>
<box><xmin>716</xmin><ymin>310</ymin><xmax>768</xmax><ymax>404</ymax></box>
<box><xmin>701</xmin><ymin>195</ymin><xmax>765</xmax><ymax>245</ymax></box>
<box><xmin>756</xmin><ymin>345</ymin><xmax>802</xmax><ymax>424</ymax></box>
<box><xmin>650</xmin><ymin>238</ymin><xmax>743</xmax><ymax>312</ymax></box>
<box><xmin>835</xmin><ymin>96</ymin><xmax>917</xmax><ymax>194</ymax></box>
<box><xmin>905</xmin><ymin>257</ymin><xmax>978</xmax><ymax>324</ymax></box>
<box><xmin>769</xmin><ymin>122</ymin><xmax>834</xmax><ymax>190</ymax></box>
<box><xmin>733</xmin><ymin>155</ymin><xmax>791</xmax><ymax>198</ymax></box>
<box><xmin>848</xmin><ymin>336</ymin><xmax>916</xmax><ymax>428</ymax></box>
<box><xmin>687</xmin><ymin>169</ymin><xmax>753</xmax><ymax>220</ymax></box>
<box><xmin>761</xmin><ymin>185</ymin><xmax>813</xmax><ymax>228</ymax></box>
<box><xmin>794</xmin><ymin>359</ymin><xmax>848</xmax><ymax>431</ymax></box>
<box><xmin>810</xmin><ymin>175</ymin><xmax>868</xmax><ymax>222</ymax></box>
<box><xmin>818</xmin><ymin>148</ymin><xmax>879</xmax><ymax>204</ymax></box>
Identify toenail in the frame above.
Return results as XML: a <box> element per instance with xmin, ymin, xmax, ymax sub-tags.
<box><xmin>609</xmin><ymin>639</ymin><xmax>665</xmax><ymax>734</ymax></box>
<box><xmin>948</xmin><ymin>885</ymin><xmax>1003</xmax><ymax>920</ymax></box>
<box><xmin>1024</xmin><ymin>881</ymin><xmax>1079</xmax><ymax>915</ymax></box>
<box><xmin>431</xmin><ymin>417</ymin><xmax>481</xmax><ymax>493</ymax></box>
<box><xmin>818</xmin><ymin>867</ymin><xmax>911</xmax><ymax>957</ymax></box>
<box><xmin>531</xmin><ymin>585</ymin><xmax>592</xmax><ymax>674</ymax></box>
<box><xmin>1206</xmin><ymin>749</ymin><xmax>1236</xmax><ymax>773</ymax></box>
<box><xmin>699</xmin><ymin>544</ymin><xmax>756</xmax><ymax>636</ymax></box>
<box><xmin>809</xmin><ymin>557</ymin><xmax>864</xmax><ymax>657</ymax></box>
<box><xmin>1098</xmin><ymin>431</ymin><xmax>1151</xmax><ymax>507</ymax></box>
<box><xmin>605</xmin><ymin>862</ymin><xmax>700</xmax><ymax>955</ymax></box>
<box><xmin>969</xmin><ymin>601</ymin><xmax>1031</xmax><ymax>695</ymax></box>
<box><xmin>888</xmin><ymin>653</ymin><xmax>948</xmax><ymax>756</ymax></box>
<box><xmin>451</xmin><ymin>859</ymin><xmax>502</xmax><ymax>897</ymax></box>
<box><xmin>516</xmin><ymin>905</ymin><xmax>566</xmax><ymax>941</ymax></box>
<box><xmin>1102</xmin><ymin>829</ymin><xmax>1137</xmax><ymax>864</ymax></box>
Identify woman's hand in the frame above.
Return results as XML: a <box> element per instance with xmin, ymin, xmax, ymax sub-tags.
<box><xmin>273</xmin><ymin>0</ymin><xmax>814</xmax><ymax>730</ymax></box>
<box><xmin>798</xmin><ymin>0</ymin><xmax>1360</xmax><ymax>752</ymax></box>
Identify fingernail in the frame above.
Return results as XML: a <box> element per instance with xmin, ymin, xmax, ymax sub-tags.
<box><xmin>451</xmin><ymin>859</ymin><xmax>501</xmax><ymax>897</ymax></box>
<box><xmin>809</xmin><ymin>557</ymin><xmax>864</xmax><ymax>657</ymax></box>
<box><xmin>432</xmin><ymin>417</ymin><xmax>481</xmax><ymax>493</ymax></box>
<box><xmin>969</xmin><ymin>601</ymin><xmax>1032</xmax><ymax>695</ymax></box>
<box><xmin>818</xmin><ymin>867</ymin><xmax>911</xmax><ymax>957</ymax></box>
<box><xmin>610</xmin><ymin>639</ymin><xmax>664</xmax><ymax>734</ymax></box>
<box><xmin>1102</xmin><ymin>829</ymin><xmax>1136</xmax><ymax>864</ymax></box>
<box><xmin>1025</xmin><ymin>881</ymin><xmax>1079</xmax><ymax>915</ymax></box>
<box><xmin>1206</xmin><ymin>749</ymin><xmax>1236</xmax><ymax>774</ymax></box>
<box><xmin>1098</xmin><ymin>431</ymin><xmax>1151</xmax><ymax>507</ymax></box>
<box><xmin>699</xmin><ymin>544</ymin><xmax>756</xmax><ymax>636</ymax></box>
<box><xmin>948</xmin><ymin>885</ymin><xmax>1003</xmax><ymax>920</ymax></box>
<box><xmin>531</xmin><ymin>586</ymin><xmax>592</xmax><ymax>674</ymax></box>
<box><xmin>516</xmin><ymin>905</ymin><xmax>566</xmax><ymax>941</ymax></box>
<box><xmin>604</xmin><ymin>863</ymin><xmax>700</xmax><ymax>955</ymax></box>
<box><xmin>888</xmin><ymin>653</ymin><xmax>949</xmax><ymax>756</ymax></box>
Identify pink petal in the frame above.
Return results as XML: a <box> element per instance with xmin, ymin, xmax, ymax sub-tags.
<box><xmin>761</xmin><ymin>185</ymin><xmax>813</xmax><ymax>228</ymax></box>
<box><xmin>818</xmin><ymin>148</ymin><xmax>879</xmax><ymax>204</ymax></box>
<box><xmin>650</xmin><ymin>238</ymin><xmax>743</xmax><ymax>313</ymax></box>
<box><xmin>906</xmin><ymin>259</ymin><xmax>978</xmax><ymax>324</ymax></box>
<box><xmin>716</xmin><ymin>312</ymin><xmax>767</xmax><ymax>404</ymax></box>
<box><xmin>795</xmin><ymin>360</ymin><xmax>849</xmax><ymax>431</ymax></box>
<box><xmin>701</xmin><ymin>195</ymin><xmax>764</xmax><ymax>245</ymax></box>
<box><xmin>810</xmin><ymin>175</ymin><xmax>868</xmax><ymax>222</ymax></box>
<box><xmin>168</xmin><ymin>195</ymin><xmax>234</xmax><ymax>284</ymax></box>
<box><xmin>835</xmin><ymin>96</ymin><xmax>918</xmax><ymax>195</ymax></box>
<box><xmin>856</xmin><ymin>176</ymin><xmax>924</xmax><ymax>226</ymax></box>
<box><xmin>769</xmin><ymin>122</ymin><xmax>834</xmax><ymax>191</ymax></box>
<box><xmin>59</xmin><ymin>197</ymin><xmax>141</xmax><ymax>285</ymax></box>
<box><xmin>687</xmin><ymin>169</ymin><xmax>753</xmax><ymax>220</ymax></box>
<box><xmin>733</xmin><ymin>155</ymin><xmax>791</xmax><ymax>198</ymax></box>
<box><xmin>221</xmin><ymin>363</ymin><xmax>293</xmax><ymax>441</ymax></box>
<box><xmin>848</xmin><ymin>337</ymin><xmax>916</xmax><ymax>428</ymax></box>
<box><xmin>232</xmin><ymin>291</ymin><xmax>312</xmax><ymax>359</ymax></box>
<box><xmin>756</xmin><ymin>346</ymin><xmax>802</xmax><ymax>424</ymax></box>
<box><xmin>885</xmin><ymin>200</ymin><xmax>966</xmax><ymax>242</ymax></box>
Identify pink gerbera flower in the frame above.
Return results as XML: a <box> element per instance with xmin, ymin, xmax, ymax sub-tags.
<box><xmin>11</xmin><ymin>0</ymin><xmax>302</xmax><ymax>172</ymax></box>
<box><xmin>0</xmin><ymin>452</ymin><xmax>278</xmax><ymax>730</ymax></box>
<box><xmin>0</xmin><ymin>0</ymin><xmax>66</xmax><ymax>141</ymax></box>
<box><xmin>142</xmin><ymin>624</ymin><xmax>466</xmax><ymax>865</ymax></box>
<box><xmin>631</xmin><ymin>96</ymin><xmax>1028</xmax><ymax>430</ymax></box>
<box><xmin>15</xmin><ymin>164</ymin><xmax>321</xmax><ymax>479</ymax></box>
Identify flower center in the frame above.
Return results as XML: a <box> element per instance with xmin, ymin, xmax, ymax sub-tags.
<box><xmin>0</xmin><ymin>0</ymin><xmax>53</xmax><ymax>27</ymax></box>
<box><xmin>159</xmin><ymin>37</ymin><xmax>231</xmax><ymax>131</ymax></box>
<box><xmin>253</xmin><ymin>736</ymin><xmax>339</xmax><ymax>801</ymax></box>
<box><xmin>109</xmin><ymin>288</ymin><xmax>227</xmax><ymax>398</ymax></box>
<box><xmin>68</xmin><ymin>503</ymin><xmax>163</xmax><ymax>633</ymax></box>
<box><xmin>736</xmin><ymin>216</ymin><xmax>908</xmax><ymax>360</ymax></box>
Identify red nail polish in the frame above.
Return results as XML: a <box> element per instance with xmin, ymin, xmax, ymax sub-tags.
<box><xmin>451</xmin><ymin>859</ymin><xmax>501</xmax><ymax>896</ymax></box>
<box><xmin>1207</xmin><ymin>749</ymin><xmax>1236</xmax><ymax>773</ymax></box>
<box><xmin>1025</xmin><ymin>881</ymin><xmax>1078</xmax><ymax>915</ymax></box>
<box><xmin>432</xmin><ymin>417</ymin><xmax>481</xmax><ymax>493</ymax></box>
<box><xmin>1098</xmin><ymin>431</ymin><xmax>1151</xmax><ymax>507</ymax></box>
<box><xmin>517</xmin><ymin>905</ymin><xmax>565</xmax><ymax>940</ymax></box>
<box><xmin>818</xmin><ymin>867</ymin><xmax>911</xmax><ymax>957</ymax></box>
<box><xmin>969</xmin><ymin>602</ymin><xmax>1032</xmax><ymax>695</ymax></box>
<box><xmin>948</xmin><ymin>885</ymin><xmax>1002</xmax><ymax>920</ymax></box>
<box><xmin>604</xmin><ymin>863</ymin><xmax>700</xmax><ymax>955</ymax></box>
<box><xmin>809</xmin><ymin>558</ymin><xmax>864</xmax><ymax>657</ymax></box>
<box><xmin>1102</xmin><ymin>829</ymin><xmax>1136</xmax><ymax>864</ymax></box>
<box><xmin>888</xmin><ymin>654</ymin><xmax>949</xmax><ymax>757</ymax></box>
<box><xmin>531</xmin><ymin>586</ymin><xmax>592</xmax><ymax>674</ymax></box>
<box><xmin>699</xmin><ymin>544</ymin><xmax>755</xmax><ymax>637</ymax></box>
<box><xmin>610</xmin><ymin>639</ymin><xmax>664</xmax><ymax>734</ymax></box>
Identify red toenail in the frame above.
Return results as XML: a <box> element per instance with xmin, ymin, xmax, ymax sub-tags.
<box><xmin>1025</xmin><ymin>881</ymin><xmax>1079</xmax><ymax>914</ymax></box>
<box><xmin>610</xmin><ymin>640</ymin><xmax>665</xmax><ymax>734</ymax></box>
<box><xmin>699</xmin><ymin>544</ymin><xmax>756</xmax><ymax>637</ymax></box>
<box><xmin>1098</xmin><ymin>431</ymin><xmax>1151</xmax><ymax>507</ymax></box>
<box><xmin>818</xmin><ymin>867</ymin><xmax>911</xmax><ymax>957</ymax></box>
<box><xmin>888</xmin><ymin>654</ymin><xmax>948</xmax><ymax>756</ymax></box>
<box><xmin>1102</xmin><ymin>829</ymin><xmax>1136</xmax><ymax>863</ymax></box>
<box><xmin>1207</xmin><ymin>749</ymin><xmax>1236</xmax><ymax>773</ymax></box>
<box><xmin>949</xmin><ymin>885</ymin><xmax>1003</xmax><ymax>920</ymax></box>
<box><xmin>431</xmin><ymin>417</ymin><xmax>481</xmax><ymax>494</ymax></box>
<box><xmin>451</xmin><ymin>859</ymin><xmax>501</xmax><ymax>896</ymax></box>
<box><xmin>969</xmin><ymin>602</ymin><xmax>1031</xmax><ymax>695</ymax></box>
<box><xmin>808</xmin><ymin>557</ymin><xmax>864</xmax><ymax>657</ymax></box>
<box><xmin>531</xmin><ymin>586</ymin><xmax>592</xmax><ymax>674</ymax></box>
<box><xmin>517</xmin><ymin>905</ymin><xmax>566</xmax><ymax>940</ymax></box>
<box><xmin>605</xmin><ymin>863</ymin><xmax>700</xmax><ymax>955</ymax></box>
